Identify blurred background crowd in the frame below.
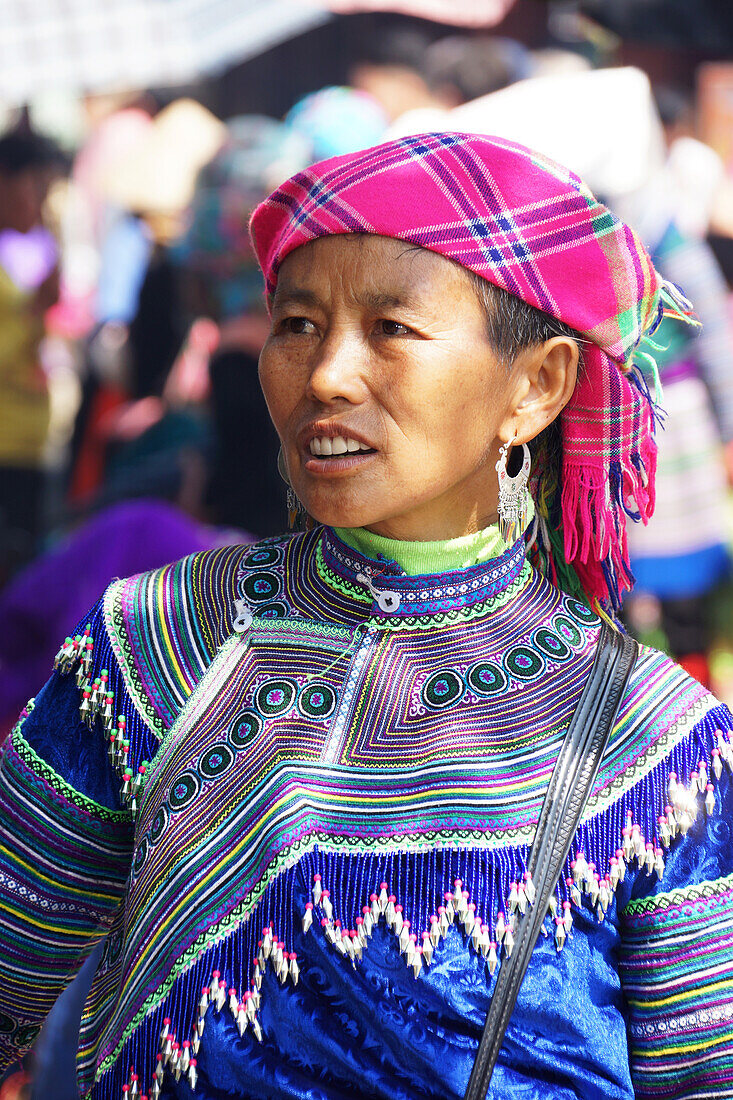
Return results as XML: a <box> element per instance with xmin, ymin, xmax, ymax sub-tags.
<box><xmin>4</xmin><ymin>4</ymin><xmax>733</xmax><ymax>1088</ymax></box>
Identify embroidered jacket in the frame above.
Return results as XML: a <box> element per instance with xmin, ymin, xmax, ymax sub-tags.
<box><xmin>1</xmin><ymin>528</ymin><xmax>732</xmax><ymax>1100</ymax></box>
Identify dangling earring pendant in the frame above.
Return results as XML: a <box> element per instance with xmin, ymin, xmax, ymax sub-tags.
<box><xmin>278</xmin><ymin>446</ymin><xmax>304</xmax><ymax>530</ymax></box>
<box><xmin>286</xmin><ymin>487</ymin><xmax>300</xmax><ymax>530</ymax></box>
<box><xmin>496</xmin><ymin>439</ymin><xmax>532</xmax><ymax>545</ymax></box>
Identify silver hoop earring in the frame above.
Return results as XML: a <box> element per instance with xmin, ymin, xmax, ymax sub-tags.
<box><xmin>277</xmin><ymin>446</ymin><xmax>290</xmax><ymax>486</ymax></box>
<box><xmin>496</xmin><ymin>440</ymin><xmax>531</xmax><ymax>545</ymax></box>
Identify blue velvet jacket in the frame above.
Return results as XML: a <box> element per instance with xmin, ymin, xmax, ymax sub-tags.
<box><xmin>1</xmin><ymin>529</ymin><xmax>732</xmax><ymax>1100</ymax></box>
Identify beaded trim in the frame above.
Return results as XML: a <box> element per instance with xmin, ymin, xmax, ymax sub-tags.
<box><xmin>54</xmin><ymin>624</ymin><xmax>149</xmax><ymax>817</ymax></box>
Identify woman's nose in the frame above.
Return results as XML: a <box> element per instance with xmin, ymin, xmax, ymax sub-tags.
<box><xmin>305</xmin><ymin>328</ymin><xmax>366</xmax><ymax>405</ymax></box>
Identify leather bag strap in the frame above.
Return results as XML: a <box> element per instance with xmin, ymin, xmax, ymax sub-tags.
<box><xmin>463</xmin><ymin>620</ymin><xmax>638</xmax><ymax>1100</ymax></box>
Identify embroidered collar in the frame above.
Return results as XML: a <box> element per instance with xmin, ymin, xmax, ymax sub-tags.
<box><xmin>318</xmin><ymin>526</ymin><xmax>529</xmax><ymax>623</ymax></box>
<box><xmin>333</xmin><ymin>522</ymin><xmax>512</xmax><ymax>574</ymax></box>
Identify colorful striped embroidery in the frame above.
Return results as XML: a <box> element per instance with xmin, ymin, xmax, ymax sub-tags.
<box><xmin>0</xmin><ymin>715</ymin><xmax>133</xmax><ymax>1070</ymax></box>
<box><xmin>621</xmin><ymin>873</ymin><xmax>733</xmax><ymax>1098</ymax></box>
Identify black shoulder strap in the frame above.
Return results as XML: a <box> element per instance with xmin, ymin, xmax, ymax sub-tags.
<box><xmin>464</xmin><ymin>620</ymin><xmax>638</xmax><ymax>1100</ymax></box>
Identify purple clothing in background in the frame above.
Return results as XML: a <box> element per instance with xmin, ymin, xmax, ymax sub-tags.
<box><xmin>0</xmin><ymin>227</ymin><xmax>57</xmax><ymax>290</ymax></box>
<box><xmin>0</xmin><ymin>498</ymin><xmax>252</xmax><ymax>732</ymax></box>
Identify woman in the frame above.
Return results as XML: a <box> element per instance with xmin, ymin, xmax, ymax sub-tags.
<box><xmin>1</xmin><ymin>133</ymin><xmax>732</xmax><ymax>1100</ymax></box>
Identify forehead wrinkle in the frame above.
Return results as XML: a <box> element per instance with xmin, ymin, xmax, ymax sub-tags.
<box><xmin>274</xmin><ymin>281</ymin><xmax>428</xmax><ymax>316</ymax></box>
<box><xmin>275</xmin><ymin>235</ymin><xmax>453</xmax><ymax>314</ymax></box>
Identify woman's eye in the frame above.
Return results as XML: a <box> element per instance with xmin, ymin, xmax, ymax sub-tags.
<box><xmin>377</xmin><ymin>319</ymin><xmax>412</xmax><ymax>337</ymax></box>
<box><xmin>280</xmin><ymin>316</ymin><xmax>316</xmax><ymax>335</ymax></box>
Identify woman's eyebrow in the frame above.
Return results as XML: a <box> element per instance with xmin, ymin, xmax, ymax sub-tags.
<box><xmin>360</xmin><ymin>291</ymin><xmax>422</xmax><ymax>312</ymax></box>
<box><xmin>273</xmin><ymin>287</ymin><xmax>424</xmax><ymax>312</ymax></box>
<box><xmin>272</xmin><ymin>285</ymin><xmax>322</xmax><ymax>308</ymax></box>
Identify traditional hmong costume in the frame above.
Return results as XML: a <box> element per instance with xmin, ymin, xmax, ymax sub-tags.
<box><xmin>1</xmin><ymin>134</ymin><xmax>732</xmax><ymax>1100</ymax></box>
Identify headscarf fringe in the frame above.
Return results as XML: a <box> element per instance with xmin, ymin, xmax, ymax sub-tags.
<box><xmin>660</xmin><ymin>280</ymin><xmax>700</xmax><ymax>327</ymax></box>
<box><xmin>560</xmin><ymin>439</ymin><xmax>653</xmax><ymax>611</ymax></box>
<box><xmin>631</xmin><ymin>351</ymin><xmax>664</xmax><ymax>410</ymax></box>
<box><xmin>620</xmin><ymin>363</ymin><xmax>660</xmax><ymax>426</ymax></box>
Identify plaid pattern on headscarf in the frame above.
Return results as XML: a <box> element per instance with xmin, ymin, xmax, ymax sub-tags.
<box><xmin>250</xmin><ymin>132</ymin><xmax>691</xmax><ymax>608</ymax></box>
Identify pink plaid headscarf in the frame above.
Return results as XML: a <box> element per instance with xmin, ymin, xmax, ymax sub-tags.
<box><xmin>250</xmin><ymin>132</ymin><xmax>692</xmax><ymax>609</ymax></box>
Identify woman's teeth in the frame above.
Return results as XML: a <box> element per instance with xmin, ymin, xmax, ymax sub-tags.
<box><xmin>309</xmin><ymin>436</ymin><xmax>372</xmax><ymax>456</ymax></box>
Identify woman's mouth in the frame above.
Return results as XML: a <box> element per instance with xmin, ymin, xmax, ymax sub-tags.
<box><xmin>302</xmin><ymin>433</ymin><xmax>378</xmax><ymax>476</ymax></box>
<box><xmin>308</xmin><ymin>435</ymin><xmax>375</xmax><ymax>457</ymax></box>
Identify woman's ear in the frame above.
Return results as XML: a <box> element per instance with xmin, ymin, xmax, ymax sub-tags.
<box><xmin>498</xmin><ymin>336</ymin><xmax>579</xmax><ymax>445</ymax></box>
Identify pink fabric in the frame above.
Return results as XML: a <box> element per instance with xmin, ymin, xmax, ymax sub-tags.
<box><xmin>250</xmin><ymin>132</ymin><xmax>687</xmax><ymax>608</ymax></box>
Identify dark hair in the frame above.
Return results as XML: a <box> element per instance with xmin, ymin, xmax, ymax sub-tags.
<box><xmin>354</xmin><ymin>27</ymin><xmax>434</xmax><ymax>74</ymax></box>
<box><xmin>425</xmin><ymin>36</ymin><xmax>527</xmax><ymax>103</ymax></box>
<box><xmin>0</xmin><ymin>129</ymin><xmax>67</xmax><ymax>176</ymax></box>
<box><xmin>467</xmin><ymin>270</ymin><xmax>584</xmax><ymax>367</ymax></box>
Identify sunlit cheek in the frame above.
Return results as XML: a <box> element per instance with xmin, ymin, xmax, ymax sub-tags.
<box><xmin>260</xmin><ymin>359</ymin><xmax>296</xmax><ymax>432</ymax></box>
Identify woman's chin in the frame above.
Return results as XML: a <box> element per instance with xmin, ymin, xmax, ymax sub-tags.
<box><xmin>301</xmin><ymin>495</ymin><xmax>386</xmax><ymax>532</ymax></box>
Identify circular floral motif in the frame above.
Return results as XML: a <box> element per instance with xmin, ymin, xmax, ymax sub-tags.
<box><xmin>169</xmin><ymin>770</ymin><xmax>201</xmax><ymax>812</ymax></box>
<box><xmin>533</xmin><ymin>627</ymin><xmax>571</xmax><ymax>662</ymax></box>
<box><xmin>199</xmin><ymin>743</ymin><xmax>235</xmax><ymax>781</ymax></box>
<box><xmin>241</xmin><ymin>571</ymin><xmax>281</xmax><ymax>603</ymax></box>
<box><xmin>133</xmin><ymin>838</ymin><xmax>148</xmax><ymax>875</ymax></box>
<box><xmin>421</xmin><ymin>669</ymin><xmax>465</xmax><ymax>709</ymax></box>
<box><xmin>467</xmin><ymin>661</ymin><xmax>507</xmax><ymax>696</ymax></box>
<box><xmin>256</xmin><ymin>601</ymin><xmax>288</xmax><ymax>620</ymax></box>
<box><xmin>149</xmin><ymin>805</ymin><xmax>169</xmax><ymax>844</ymax></box>
<box><xmin>298</xmin><ymin>682</ymin><xmax>337</xmax><ymax>720</ymax></box>
<box><xmin>256</xmin><ymin>678</ymin><xmax>296</xmax><ymax>717</ymax></box>
<box><xmin>564</xmin><ymin>597</ymin><xmax>596</xmax><ymax>624</ymax></box>
<box><xmin>504</xmin><ymin>646</ymin><xmax>544</xmax><ymax>680</ymax></box>
<box><xmin>228</xmin><ymin>709</ymin><xmax>263</xmax><ymax>750</ymax></box>
<box><xmin>242</xmin><ymin>546</ymin><xmax>282</xmax><ymax>568</ymax></box>
<box><xmin>553</xmin><ymin>615</ymin><xmax>582</xmax><ymax>649</ymax></box>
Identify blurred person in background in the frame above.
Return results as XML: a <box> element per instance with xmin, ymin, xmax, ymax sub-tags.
<box><xmin>172</xmin><ymin>114</ymin><xmax>307</xmax><ymax>538</ymax></box>
<box><xmin>65</xmin><ymin>99</ymin><xmax>157</xmax><ymax>504</ymax></box>
<box><xmin>71</xmin><ymin>96</ymin><xmax>157</xmax><ymax>333</ymax></box>
<box><xmin>621</xmin><ymin>86</ymin><xmax>733</xmax><ymax>687</ymax></box>
<box><xmin>0</xmin><ymin>129</ymin><xmax>66</xmax><ymax>584</ymax></box>
<box><xmin>283</xmin><ymin>85</ymin><xmax>387</xmax><ymax>160</ymax></box>
<box><xmin>349</xmin><ymin>25</ymin><xmax>445</xmax><ymax>122</ymax></box>
<box><xmin>358</xmin><ymin>30</ymin><xmax>534</xmax><ymax>138</ymax></box>
<box><xmin>67</xmin><ymin>100</ymin><xmax>225</xmax><ymax>515</ymax></box>
<box><xmin>423</xmin><ymin>34</ymin><xmax>533</xmax><ymax>107</ymax></box>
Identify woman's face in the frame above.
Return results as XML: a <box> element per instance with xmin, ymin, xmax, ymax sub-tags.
<box><xmin>259</xmin><ymin>235</ymin><xmax>526</xmax><ymax>541</ymax></box>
